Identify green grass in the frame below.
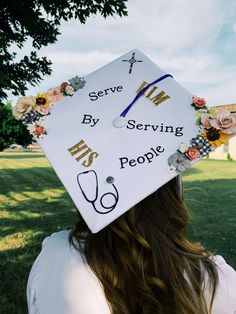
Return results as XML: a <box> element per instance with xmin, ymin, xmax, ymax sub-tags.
<box><xmin>184</xmin><ymin>159</ymin><xmax>236</xmax><ymax>267</ymax></box>
<box><xmin>0</xmin><ymin>151</ymin><xmax>78</xmax><ymax>314</ymax></box>
<box><xmin>0</xmin><ymin>151</ymin><xmax>236</xmax><ymax>313</ymax></box>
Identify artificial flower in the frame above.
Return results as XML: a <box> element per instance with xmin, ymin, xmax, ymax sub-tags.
<box><xmin>64</xmin><ymin>85</ymin><xmax>75</xmax><ymax>96</ymax></box>
<box><xmin>60</xmin><ymin>82</ymin><xmax>69</xmax><ymax>90</ymax></box>
<box><xmin>208</xmin><ymin>108</ymin><xmax>218</xmax><ymax>118</ymax></box>
<box><xmin>168</xmin><ymin>165</ymin><xmax>177</xmax><ymax>172</ymax></box>
<box><xmin>185</xmin><ymin>147</ymin><xmax>200</xmax><ymax>160</ymax></box>
<box><xmin>201</xmin><ymin>128</ymin><xmax>228</xmax><ymax>148</ymax></box>
<box><xmin>35</xmin><ymin>93</ymin><xmax>51</xmax><ymax>107</ymax></box>
<box><xmin>168</xmin><ymin>152</ymin><xmax>191</xmax><ymax>173</ymax></box>
<box><xmin>13</xmin><ymin>96</ymin><xmax>36</xmax><ymax>120</ymax></box>
<box><xmin>201</xmin><ymin>114</ymin><xmax>212</xmax><ymax>129</ymax></box>
<box><xmin>27</xmin><ymin>117</ymin><xmax>46</xmax><ymax>138</ymax></box>
<box><xmin>46</xmin><ymin>86</ymin><xmax>64</xmax><ymax>102</ymax></box>
<box><xmin>192</xmin><ymin>96</ymin><xmax>207</xmax><ymax>109</ymax></box>
<box><xmin>69</xmin><ymin>76</ymin><xmax>86</xmax><ymax>91</ymax></box>
<box><xmin>27</xmin><ymin>123</ymin><xmax>37</xmax><ymax>135</ymax></box>
<box><xmin>178</xmin><ymin>142</ymin><xmax>189</xmax><ymax>153</ymax></box>
<box><xmin>35</xmin><ymin>105</ymin><xmax>51</xmax><ymax>116</ymax></box>
<box><xmin>35</xmin><ymin>126</ymin><xmax>46</xmax><ymax>137</ymax></box>
<box><xmin>209</xmin><ymin>110</ymin><xmax>236</xmax><ymax>134</ymax></box>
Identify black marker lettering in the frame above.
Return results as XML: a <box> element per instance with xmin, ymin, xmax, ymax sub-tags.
<box><xmin>110</xmin><ymin>87</ymin><xmax>116</xmax><ymax>93</ymax></box>
<box><xmin>119</xmin><ymin>157</ymin><xmax>129</xmax><ymax>169</ymax></box>
<box><xmin>151</xmin><ymin>125</ymin><xmax>159</xmax><ymax>132</ymax></box>
<box><xmin>89</xmin><ymin>92</ymin><xmax>98</xmax><ymax>101</ymax></box>
<box><xmin>117</xmin><ymin>86</ymin><xmax>123</xmax><ymax>92</ymax></box>
<box><xmin>156</xmin><ymin>146</ymin><xmax>165</xmax><ymax>153</ymax></box>
<box><xmin>82</xmin><ymin>114</ymin><xmax>92</xmax><ymax>124</ymax></box>
<box><xmin>127</xmin><ymin>120</ymin><xmax>136</xmax><ymax>129</ymax></box>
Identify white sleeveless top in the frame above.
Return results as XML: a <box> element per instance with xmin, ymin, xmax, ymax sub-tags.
<box><xmin>27</xmin><ymin>230</ymin><xmax>236</xmax><ymax>314</ymax></box>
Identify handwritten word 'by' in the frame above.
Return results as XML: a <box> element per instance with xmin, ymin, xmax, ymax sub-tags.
<box><xmin>81</xmin><ymin>114</ymin><xmax>99</xmax><ymax>127</ymax></box>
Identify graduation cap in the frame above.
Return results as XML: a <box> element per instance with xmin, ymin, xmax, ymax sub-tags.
<box><xmin>13</xmin><ymin>49</ymin><xmax>236</xmax><ymax>233</ymax></box>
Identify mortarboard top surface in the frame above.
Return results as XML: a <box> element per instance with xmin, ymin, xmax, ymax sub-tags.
<box><xmin>13</xmin><ymin>49</ymin><xmax>236</xmax><ymax>233</ymax></box>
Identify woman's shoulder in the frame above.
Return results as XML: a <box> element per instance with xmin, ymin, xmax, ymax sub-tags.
<box><xmin>212</xmin><ymin>255</ymin><xmax>236</xmax><ymax>280</ymax></box>
<box><xmin>207</xmin><ymin>255</ymin><xmax>236</xmax><ymax>314</ymax></box>
<box><xmin>27</xmin><ymin>229</ymin><xmax>111</xmax><ymax>314</ymax></box>
<box><xmin>38</xmin><ymin>229</ymin><xmax>89</xmax><ymax>271</ymax></box>
<box><xmin>41</xmin><ymin>229</ymin><xmax>71</xmax><ymax>247</ymax></box>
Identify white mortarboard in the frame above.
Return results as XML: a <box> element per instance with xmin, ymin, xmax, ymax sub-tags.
<box><xmin>13</xmin><ymin>49</ymin><xmax>236</xmax><ymax>233</ymax></box>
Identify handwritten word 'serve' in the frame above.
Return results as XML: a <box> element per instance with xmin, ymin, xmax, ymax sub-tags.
<box><xmin>68</xmin><ymin>140</ymin><xmax>99</xmax><ymax>167</ymax></box>
<box><xmin>88</xmin><ymin>86</ymin><xmax>123</xmax><ymax>101</ymax></box>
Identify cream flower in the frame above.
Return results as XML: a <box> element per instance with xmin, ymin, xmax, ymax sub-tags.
<box><xmin>64</xmin><ymin>85</ymin><xmax>75</xmax><ymax>96</ymax></box>
<box><xmin>13</xmin><ymin>96</ymin><xmax>36</xmax><ymax>120</ymax></box>
<box><xmin>178</xmin><ymin>142</ymin><xmax>189</xmax><ymax>153</ymax></box>
<box><xmin>46</xmin><ymin>86</ymin><xmax>64</xmax><ymax>102</ymax></box>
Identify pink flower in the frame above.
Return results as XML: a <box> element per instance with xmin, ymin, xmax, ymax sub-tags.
<box><xmin>35</xmin><ymin>105</ymin><xmax>51</xmax><ymax>115</ymax></box>
<box><xmin>185</xmin><ymin>147</ymin><xmax>200</xmax><ymax>160</ymax></box>
<box><xmin>201</xmin><ymin>115</ymin><xmax>212</xmax><ymax>129</ymax></box>
<box><xmin>35</xmin><ymin>126</ymin><xmax>46</xmax><ymax>137</ymax></box>
<box><xmin>60</xmin><ymin>82</ymin><xmax>69</xmax><ymax>90</ymax></box>
<box><xmin>46</xmin><ymin>86</ymin><xmax>64</xmax><ymax>102</ymax></box>
<box><xmin>210</xmin><ymin>110</ymin><xmax>236</xmax><ymax>134</ymax></box>
<box><xmin>192</xmin><ymin>96</ymin><xmax>206</xmax><ymax>108</ymax></box>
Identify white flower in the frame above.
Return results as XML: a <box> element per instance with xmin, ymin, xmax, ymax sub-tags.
<box><xmin>178</xmin><ymin>142</ymin><xmax>189</xmax><ymax>153</ymax></box>
<box><xmin>65</xmin><ymin>85</ymin><xmax>75</xmax><ymax>95</ymax></box>
<box><xmin>13</xmin><ymin>96</ymin><xmax>36</xmax><ymax>120</ymax></box>
<box><xmin>26</xmin><ymin>117</ymin><xmax>45</xmax><ymax>135</ymax></box>
<box><xmin>27</xmin><ymin>123</ymin><xmax>37</xmax><ymax>135</ymax></box>
<box><xmin>168</xmin><ymin>152</ymin><xmax>191</xmax><ymax>173</ymax></box>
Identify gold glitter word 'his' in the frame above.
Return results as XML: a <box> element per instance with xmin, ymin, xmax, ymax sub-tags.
<box><xmin>67</xmin><ymin>140</ymin><xmax>99</xmax><ymax>167</ymax></box>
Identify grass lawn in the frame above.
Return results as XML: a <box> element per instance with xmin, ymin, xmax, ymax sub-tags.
<box><xmin>0</xmin><ymin>151</ymin><xmax>236</xmax><ymax>314</ymax></box>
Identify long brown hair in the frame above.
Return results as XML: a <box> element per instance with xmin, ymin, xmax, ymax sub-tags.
<box><xmin>70</xmin><ymin>177</ymin><xmax>218</xmax><ymax>314</ymax></box>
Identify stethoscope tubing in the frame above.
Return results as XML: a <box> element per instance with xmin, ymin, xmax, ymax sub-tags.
<box><xmin>77</xmin><ymin>170</ymin><xmax>119</xmax><ymax>214</ymax></box>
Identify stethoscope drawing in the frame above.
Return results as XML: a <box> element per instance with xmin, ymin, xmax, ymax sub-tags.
<box><xmin>77</xmin><ymin>170</ymin><xmax>119</xmax><ymax>214</ymax></box>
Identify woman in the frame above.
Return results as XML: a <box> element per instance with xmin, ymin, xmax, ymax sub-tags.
<box><xmin>27</xmin><ymin>177</ymin><xmax>236</xmax><ymax>314</ymax></box>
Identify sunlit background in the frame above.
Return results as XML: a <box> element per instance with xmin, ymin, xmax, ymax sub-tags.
<box><xmin>9</xmin><ymin>0</ymin><xmax>236</xmax><ymax>106</ymax></box>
